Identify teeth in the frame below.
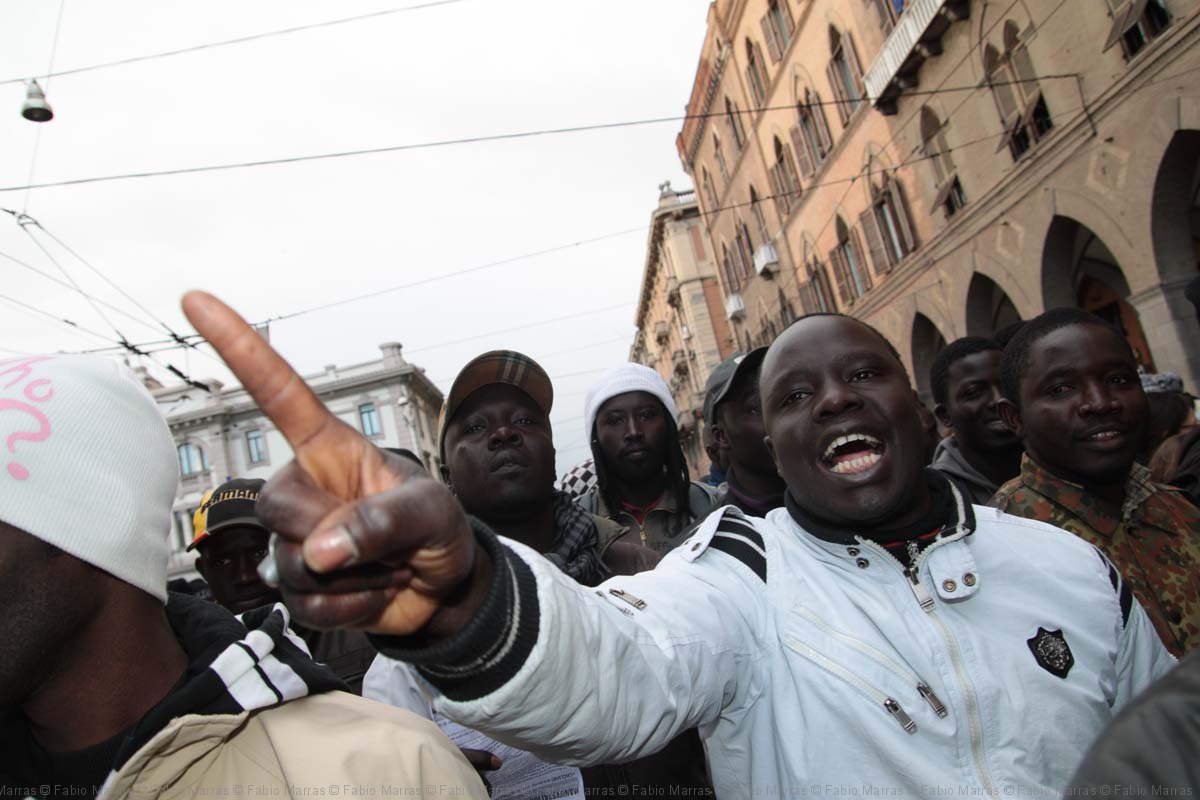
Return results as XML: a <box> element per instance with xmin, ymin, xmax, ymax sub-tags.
<box><xmin>1091</xmin><ymin>430</ymin><xmax>1120</xmax><ymax>440</ymax></box>
<box><xmin>829</xmin><ymin>451</ymin><xmax>883</xmax><ymax>474</ymax></box>
<box><xmin>822</xmin><ymin>433</ymin><xmax>883</xmax><ymax>460</ymax></box>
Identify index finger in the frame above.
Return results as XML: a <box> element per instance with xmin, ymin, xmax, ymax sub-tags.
<box><xmin>181</xmin><ymin>290</ymin><xmax>335</xmax><ymax>453</ymax></box>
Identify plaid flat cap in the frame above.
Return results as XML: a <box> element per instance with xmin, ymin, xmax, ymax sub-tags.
<box><xmin>438</xmin><ymin>350</ymin><xmax>553</xmax><ymax>458</ymax></box>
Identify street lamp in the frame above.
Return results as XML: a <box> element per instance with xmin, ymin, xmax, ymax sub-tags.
<box><xmin>21</xmin><ymin>80</ymin><xmax>53</xmax><ymax>122</ymax></box>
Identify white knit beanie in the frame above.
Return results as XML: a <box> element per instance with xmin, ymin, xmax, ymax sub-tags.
<box><xmin>583</xmin><ymin>363</ymin><xmax>679</xmax><ymax>441</ymax></box>
<box><xmin>0</xmin><ymin>355</ymin><xmax>178</xmax><ymax>603</ymax></box>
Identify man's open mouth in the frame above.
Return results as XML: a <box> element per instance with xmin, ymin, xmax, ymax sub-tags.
<box><xmin>984</xmin><ymin>419</ymin><xmax>1010</xmax><ymax>433</ymax></box>
<box><xmin>820</xmin><ymin>433</ymin><xmax>885</xmax><ymax>475</ymax></box>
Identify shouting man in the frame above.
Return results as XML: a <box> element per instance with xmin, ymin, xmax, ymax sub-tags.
<box><xmin>180</xmin><ymin>294</ymin><xmax>1179</xmax><ymax>797</ymax></box>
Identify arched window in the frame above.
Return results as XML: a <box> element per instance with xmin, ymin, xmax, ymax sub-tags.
<box><xmin>725</xmin><ymin>97</ymin><xmax>747</xmax><ymax>150</ymax></box>
<box><xmin>762</xmin><ymin>0</ymin><xmax>796</xmax><ymax>61</ymax></box>
<box><xmin>807</xmin><ymin>258</ymin><xmax>837</xmax><ymax>313</ymax></box>
<box><xmin>178</xmin><ymin>443</ymin><xmax>208</xmax><ymax>477</ymax></box>
<box><xmin>770</xmin><ymin>136</ymin><xmax>801</xmax><ymax>216</ymax></box>
<box><xmin>859</xmin><ymin>170</ymin><xmax>917</xmax><ymax>273</ymax></box>
<box><xmin>701</xmin><ymin>167</ymin><xmax>720</xmax><ymax>214</ymax></box>
<box><xmin>792</xmin><ymin>86</ymin><xmax>834</xmax><ymax>178</ymax></box>
<box><xmin>734</xmin><ymin>218</ymin><xmax>755</xmax><ymax>279</ymax></box>
<box><xmin>745</xmin><ymin>39</ymin><xmax>769</xmax><ymax>106</ymax></box>
<box><xmin>750</xmin><ymin>186</ymin><xmax>771</xmax><ymax>245</ymax></box>
<box><xmin>828</xmin><ymin>217</ymin><xmax>872</xmax><ymax>304</ymax></box>
<box><xmin>721</xmin><ymin>244</ymin><xmax>741</xmax><ymax>293</ymax></box>
<box><xmin>1104</xmin><ymin>0</ymin><xmax>1170</xmax><ymax>59</ymax></box>
<box><xmin>713</xmin><ymin>133</ymin><xmax>730</xmax><ymax>182</ymax></box>
<box><xmin>920</xmin><ymin>107</ymin><xmax>966</xmax><ymax>217</ymax></box>
<box><xmin>827</xmin><ymin>27</ymin><xmax>864</xmax><ymax>126</ymax></box>
<box><xmin>986</xmin><ymin>22</ymin><xmax>1053</xmax><ymax>160</ymax></box>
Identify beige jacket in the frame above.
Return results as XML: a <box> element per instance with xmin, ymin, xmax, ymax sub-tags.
<box><xmin>104</xmin><ymin>688</ymin><xmax>485</xmax><ymax>798</ymax></box>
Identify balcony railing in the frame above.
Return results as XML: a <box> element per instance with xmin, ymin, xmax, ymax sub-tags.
<box><xmin>863</xmin><ymin>0</ymin><xmax>968</xmax><ymax>114</ymax></box>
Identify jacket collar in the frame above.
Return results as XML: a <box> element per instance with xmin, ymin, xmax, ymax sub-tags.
<box><xmin>930</xmin><ymin>436</ymin><xmax>1000</xmax><ymax>498</ymax></box>
<box><xmin>785</xmin><ymin>469</ymin><xmax>975</xmax><ymax>547</ymax></box>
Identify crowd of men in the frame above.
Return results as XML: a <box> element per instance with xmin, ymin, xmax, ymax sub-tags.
<box><xmin>2</xmin><ymin>293</ymin><xmax>1199</xmax><ymax>799</ymax></box>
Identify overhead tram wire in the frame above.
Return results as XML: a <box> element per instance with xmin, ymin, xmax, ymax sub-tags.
<box><xmin>0</xmin><ymin>0</ymin><xmax>474</xmax><ymax>88</ymax></box>
<box><xmin>0</xmin><ymin>75</ymin><xmax>1079</xmax><ymax>195</ymax></box>
<box><xmin>27</xmin><ymin>216</ymin><xmax>221</xmax><ymax>363</ymax></box>
<box><xmin>60</xmin><ymin>113</ymin><xmax>1060</xmax><ymax>361</ymax></box>
<box><xmin>22</xmin><ymin>0</ymin><xmax>67</xmax><ymax>215</ymax></box>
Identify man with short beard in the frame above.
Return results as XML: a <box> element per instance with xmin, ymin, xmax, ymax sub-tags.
<box><xmin>928</xmin><ymin>337</ymin><xmax>1022</xmax><ymax>504</ymax></box>
<box><xmin>182</xmin><ymin>290</ymin><xmax>1177</xmax><ymax>797</ymax></box>
<box><xmin>363</xmin><ymin>350</ymin><xmax>706</xmax><ymax>795</ymax></box>
<box><xmin>578</xmin><ymin>363</ymin><xmax>717</xmax><ymax>554</ymax></box>
<box><xmin>992</xmin><ymin>308</ymin><xmax>1200</xmax><ymax>656</ymax></box>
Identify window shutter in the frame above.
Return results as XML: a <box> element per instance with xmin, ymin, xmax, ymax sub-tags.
<box><xmin>859</xmin><ymin>206</ymin><xmax>891</xmax><ymax>275</ymax></box>
<box><xmin>790</xmin><ymin>124</ymin><xmax>814</xmax><ymax>180</ymax></box>
<box><xmin>781</xmin><ymin>141</ymin><xmax>801</xmax><ymax>201</ymax></box>
<box><xmin>887</xmin><ymin>177</ymin><xmax>918</xmax><ymax>255</ymax></box>
<box><xmin>781</xmin><ymin>1</ymin><xmax>796</xmax><ymax>37</ymax></box>
<box><xmin>762</xmin><ymin>16</ymin><xmax>783</xmax><ymax>62</ymax></box>
<box><xmin>829</xmin><ymin>246</ymin><xmax>853</xmax><ymax>305</ymax></box>
<box><xmin>991</xmin><ymin>72</ymin><xmax>1020</xmax><ymax>126</ymax></box>
<box><xmin>813</xmin><ymin>95</ymin><xmax>835</xmax><ymax>155</ymax></box>
<box><xmin>755</xmin><ymin>43</ymin><xmax>770</xmax><ymax>90</ymax></box>
<box><xmin>849</xmin><ymin>228</ymin><xmax>873</xmax><ymax>289</ymax></box>
<box><xmin>1011</xmin><ymin>45</ymin><xmax>1038</xmax><ymax>100</ymax></box>
<box><xmin>1104</xmin><ymin>0</ymin><xmax>1136</xmax><ymax>51</ymax></box>
<box><xmin>845</xmin><ymin>36</ymin><xmax>865</xmax><ymax>97</ymax></box>
<box><xmin>746</xmin><ymin>66</ymin><xmax>764</xmax><ymax>106</ymax></box>
<box><xmin>767</xmin><ymin>165</ymin><xmax>787</xmax><ymax>216</ymax></box>
<box><xmin>929</xmin><ymin>172</ymin><xmax>959</xmax><ymax>215</ymax></box>
<box><xmin>827</xmin><ymin>61</ymin><xmax>849</xmax><ymax>126</ymax></box>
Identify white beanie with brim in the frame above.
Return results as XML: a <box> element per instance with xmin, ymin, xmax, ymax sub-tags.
<box><xmin>583</xmin><ymin>363</ymin><xmax>679</xmax><ymax>441</ymax></box>
<box><xmin>0</xmin><ymin>355</ymin><xmax>179</xmax><ymax>603</ymax></box>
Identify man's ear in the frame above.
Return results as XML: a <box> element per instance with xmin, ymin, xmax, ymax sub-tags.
<box><xmin>933</xmin><ymin>402</ymin><xmax>952</xmax><ymax>430</ymax></box>
<box><xmin>439</xmin><ymin>464</ymin><xmax>453</xmax><ymax>492</ymax></box>
<box><xmin>997</xmin><ymin>398</ymin><xmax>1023</xmax><ymax>437</ymax></box>
<box><xmin>712</xmin><ymin>424</ymin><xmax>731</xmax><ymax>449</ymax></box>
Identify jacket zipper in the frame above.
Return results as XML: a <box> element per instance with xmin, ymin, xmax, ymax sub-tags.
<box><xmin>792</xmin><ymin>606</ymin><xmax>948</xmax><ymax>718</ymax></box>
<box><xmin>856</xmin><ymin>535</ymin><xmax>996</xmax><ymax>790</ymax></box>
<box><xmin>783</xmin><ymin>636</ymin><xmax>918</xmax><ymax>734</ymax></box>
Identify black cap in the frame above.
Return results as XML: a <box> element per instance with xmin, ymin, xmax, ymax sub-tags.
<box><xmin>187</xmin><ymin>478</ymin><xmax>267</xmax><ymax>551</ymax></box>
<box><xmin>703</xmin><ymin>348</ymin><xmax>768</xmax><ymax>425</ymax></box>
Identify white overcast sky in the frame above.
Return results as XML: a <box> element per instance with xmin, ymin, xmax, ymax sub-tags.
<box><xmin>0</xmin><ymin>0</ymin><xmax>708</xmax><ymax>471</ymax></box>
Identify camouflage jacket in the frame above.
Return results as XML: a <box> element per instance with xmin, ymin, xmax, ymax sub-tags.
<box><xmin>991</xmin><ymin>455</ymin><xmax>1200</xmax><ymax>656</ymax></box>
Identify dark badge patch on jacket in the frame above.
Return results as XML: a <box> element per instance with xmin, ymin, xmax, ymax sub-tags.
<box><xmin>1027</xmin><ymin>627</ymin><xmax>1074</xmax><ymax>678</ymax></box>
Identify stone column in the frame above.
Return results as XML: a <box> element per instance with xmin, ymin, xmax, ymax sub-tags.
<box><xmin>1130</xmin><ymin>277</ymin><xmax>1200</xmax><ymax>390</ymax></box>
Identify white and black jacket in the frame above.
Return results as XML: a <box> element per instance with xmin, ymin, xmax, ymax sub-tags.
<box><xmin>377</xmin><ymin>477</ymin><xmax>1176</xmax><ymax>798</ymax></box>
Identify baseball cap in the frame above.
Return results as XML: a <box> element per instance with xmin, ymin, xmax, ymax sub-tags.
<box><xmin>188</xmin><ymin>478</ymin><xmax>268</xmax><ymax>551</ymax></box>
<box><xmin>438</xmin><ymin>351</ymin><xmax>553</xmax><ymax>458</ymax></box>
<box><xmin>703</xmin><ymin>348</ymin><xmax>767</xmax><ymax>425</ymax></box>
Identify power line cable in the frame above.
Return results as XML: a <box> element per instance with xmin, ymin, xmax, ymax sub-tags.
<box><xmin>0</xmin><ymin>75</ymin><xmax>1078</xmax><ymax>195</ymax></box>
<box><xmin>265</xmin><ymin>227</ymin><xmax>647</xmax><ymax>323</ymax></box>
<box><xmin>0</xmin><ymin>290</ymin><xmax>114</xmax><ymax>344</ymax></box>
<box><xmin>0</xmin><ymin>0</ymin><xmax>473</xmax><ymax>88</ymax></box>
<box><xmin>0</xmin><ymin>235</ymin><xmax>165</xmax><ymax>336</ymax></box>
<box><xmin>29</xmin><ymin>216</ymin><xmax>218</xmax><ymax>359</ymax></box>
<box><xmin>57</xmin><ymin>109</ymin><xmax>1050</xmax><ymax>361</ymax></box>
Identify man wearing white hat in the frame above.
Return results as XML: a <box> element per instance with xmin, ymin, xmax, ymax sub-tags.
<box><xmin>576</xmin><ymin>363</ymin><xmax>717</xmax><ymax>555</ymax></box>
<box><xmin>0</xmin><ymin>355</ymin><xmax>481</xmax><ymax>799</ymax></box>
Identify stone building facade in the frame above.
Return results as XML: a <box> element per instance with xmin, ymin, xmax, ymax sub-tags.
<box><xmin>154</xmin><ymin>342</ymin><xmax>443</xmax><ymax>579</ymax></box>
<box><xmin>677</xmin><ymin>0</ymin><xmax>1200</xmax><ymax>403</ymax></box>
<box><xmin>630</xmin><ymin>183</ymin><xmax>734</xmax><ymax>476</ymax></box>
